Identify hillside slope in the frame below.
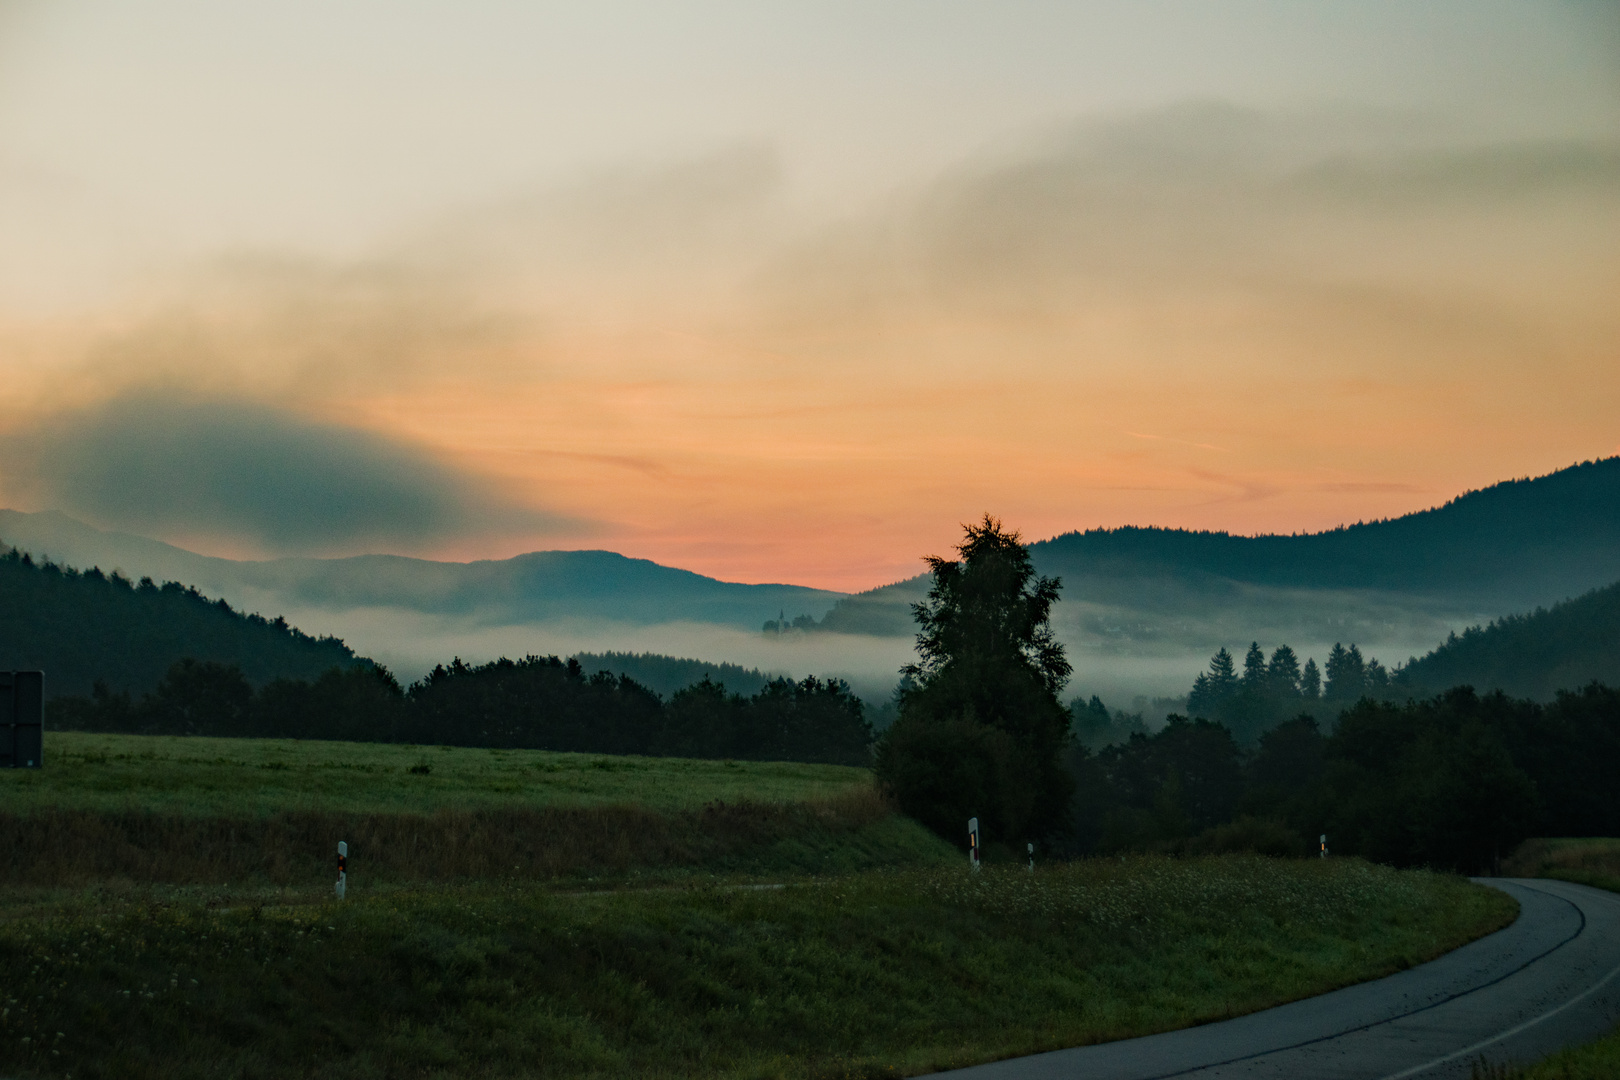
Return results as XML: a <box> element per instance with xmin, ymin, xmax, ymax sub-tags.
<box><xmin>818</xmin><ymin>458</ymin><xmax>1620</xmax><ymax>642</ymax></box>
<box><xmin>0</xmin><ymin>510</ymin><xmax>844</xmax><ymax>629</ymax></box>
<box><xmin>1396</xmin><ymin>581</ymin><xmax>1620</xmax><ymax>700</ymax></box>
<box><xmin>0</xmin><ymin>548</ymin><xmax>362</xmax><ymax>696</ymax></box>
<box><xmin>1032</xmin><ymin>457</ymin><xmax>1620</xmax><ymax>604</ymax></box>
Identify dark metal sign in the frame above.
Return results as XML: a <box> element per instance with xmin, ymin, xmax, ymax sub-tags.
<box><xmin>0</xmin><ymin>671</ymin><xmax>43</xmax><ymax>768</ymax></box>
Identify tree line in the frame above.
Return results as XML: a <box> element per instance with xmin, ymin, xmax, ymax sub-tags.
<box><xmin>1182</xmin><ymin>641</ymin><xmax>1392</xmax><ymax>743</ymax></box>
<box><xmin>51</xmin><ymin>654</ymin><xmax>874</xmax><ymax>767</ymax></box>
<box><xmin>1178</xmin><ymin>575</ymin><xmax>1620</xmax><ymax>743</ymax></box>
<box><xmin>1067</xmin><ymin>683</ymin><xmax>1620</xmax><ymax>873</ymax></box>
<box><xmin>573</xmin><ymin>651</ymin><xmax>773</xmax><ymax>699</ymax></box>
<box><xmin>1397</xmin><ymin>580</ymin><xmax>1620</xmax><ymax>700</ymax></box>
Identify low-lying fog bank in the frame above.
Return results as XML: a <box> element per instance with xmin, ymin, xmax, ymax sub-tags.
<box><xmin>264</xmin><ymin>600</ymin><xmax>1459</xmax><ymax>724</ymax></box>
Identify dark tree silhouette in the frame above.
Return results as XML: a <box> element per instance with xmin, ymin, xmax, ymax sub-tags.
<box><xmin>0</xmin><ymin>546</ymin><xmax>360</xmax><ymax>696</ymax></box>
<box><xmin>1241</xmin><ymin>642</ymin><xmax>1267</xmax><ymax>688</ymax></box>
<box><xmin>1324</xmin><ymin>642</ymin><xmax>1367</xmax><ymax>701</ymax></box>
<box><xmin>1267</xmin><ymin>646</ymin><xmax>1302</xmax><ymax>696</ymax></box>
<box><xmin>1394</xmin><ymin>581</ymin><xmax>1620</xmax><ymax>700</ymax></box>
<box><xmin>1091</xmin><ymin>716</ymin><xmax>1244</xmax><ymax>850</ymax></box>
<box><xmin>875</xmin><ymin>515</ymin><xmax>1074</xmax><ymax>845</ymax></box>
<box><xmin>55</xmin><ymin>653</ymin><xmax>871</xmax><ymax>766</ymax></box>
<box><xmin>1301</xmin><ymin>657</ymin><xmax>1322</xmax><ymax>700</ymax></box>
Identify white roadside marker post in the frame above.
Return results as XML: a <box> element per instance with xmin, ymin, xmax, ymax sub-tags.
<box><xmin>1027</xmin><ymin>842</ymin><xmax>1034</xmax><ymax>873</ymax></box>
<box><xmin>1320</xmin><ymin>834</ymin><xmax>1328</xmax><ymax>859</ymax></box>
<box><xmin>336</xmin><ymin>841</ymin><xmax>348</xmax><ymax>899</ymax></box>
<box><xmin>968</xmin><ymin>817</ymin><xmax>980</xmax><ymax>872</ymax></box>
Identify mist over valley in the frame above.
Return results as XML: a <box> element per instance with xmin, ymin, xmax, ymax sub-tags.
<box><xmin>5</xmin><ymin>457</ymin><xmax>1616</xmax><ymax>713</ymax></box>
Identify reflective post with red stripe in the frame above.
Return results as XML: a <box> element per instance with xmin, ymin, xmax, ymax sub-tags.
<box><xmin>336</xmin><ymin>840</ymin><xmax>348</xmax><ymax>899</ymax></box>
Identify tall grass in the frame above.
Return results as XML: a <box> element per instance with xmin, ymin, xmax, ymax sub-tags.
<box><xmin>0</xmin><ymin>787</ymin><xmax>955</xmax><ymax>888</ymax></box>
<box><xmin>0</xmin><ymin>856</ymin><xmax>1513</xmax><ymax>1080</ymax></box>
<box><xmin>0</xmin><ymin>734</ymin><xmax>946</xmax><ymax>890</ymax></box>
<box><xmin>1503</xmin><ymin>837</ymin><xmax>1620</xmax><ymax>893</ymax></box>
<box><xmin>6</xmin><ymin>732</ymin><xmax>872</xmax><ymax>817</ymax></box>
<box><xmin>1472</xmin><ymin>1027</ymin><xmax>1620</xmax><ymax>1080</ymax></box>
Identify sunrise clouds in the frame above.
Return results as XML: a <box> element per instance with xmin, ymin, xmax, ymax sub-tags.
<box><xmin>0</xmin><ymin>1</ymin><xmax>1615</xmax><ymax>589</ymax></box>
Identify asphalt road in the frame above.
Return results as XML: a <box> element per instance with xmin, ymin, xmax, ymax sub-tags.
<box><xmin>940</xmin><ymin>878</ymin><xmax>1620</xmax><ymax>1079</ymax></box>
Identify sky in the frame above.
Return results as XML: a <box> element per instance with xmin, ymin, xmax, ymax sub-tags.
<box><xmin>0</xmin><ymin>1</ymin><xmax>1616</xmax><ymax>591</ymax></box>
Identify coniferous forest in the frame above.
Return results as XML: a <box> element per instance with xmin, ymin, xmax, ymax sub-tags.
<box><xmin>1066</xmin><ymin>684</ymin><xmax>1620</xmax><ymax>872</ymax></box>
<box><xmin>1</xmin><ymin>543</ymin><xmax>873</xmax><ymax>765</ymax></box>
<box><xmin>1397</xmin><ymin>580</ymin><xmax>1620</xmax><ymax>699</ymax></box>
<box><xmin>50</xmin><ymin>657</ymin><xmax>876</xmax><ymax>767</ymax></box>
<box><xmin>0</xmin><ymin>547</ymin><xmax>359</xmax><ymax>695</ymax></box>
<box><xmin>1052</xmin><ymin>584</ymin><xmax>1620</xmax><ymax>871</ymax></box>
<box><xmin>1138</xmin><ymin>578</ymin><xmax>1620</xmax><ymax>744</ymax></box>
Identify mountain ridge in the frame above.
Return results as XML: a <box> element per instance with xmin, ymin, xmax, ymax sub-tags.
<box><xmin>5</xmin><ymin>457</ymin><xmax>1617</xmax><ymax>698</ymax></box>
<box><xmin>0</xmin><ymin>509</ymin><xmax>845</xmax><ymax>630</ymax></box>
<box><xmin>1396</xmin><ymin>580</ymin><xmax>1620</xmax><ymax>700</ymax></box>
<box><xmin>817</xmin><ymin>457</ymin><xmax>1620</xmax><ymax>638</ymax></box>
<box><xmin>1034</xmin><ymin>456</ymin><xmax>1620</xmax><ymax>597</ymax></box>
<box><xmin>0</xmin><ymin>545</ymin><xmax>363</xmax><ymax>696</ymax></box>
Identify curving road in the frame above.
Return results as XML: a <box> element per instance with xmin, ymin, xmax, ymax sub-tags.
<box><xmin>941</xmin><ymin>878</ymin><xmax>1620</xmax><ymax>1079</ymax></box>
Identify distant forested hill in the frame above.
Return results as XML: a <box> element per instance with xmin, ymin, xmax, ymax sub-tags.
<box><xmin>0</xmin><ymin>509</ymin><xmax>844</xmax><ymax>630</ymax></box>
<box><xmin>573</xmin><ymin>652</ymin><xmax>774</xmax><ymax>699</ymax></box>
<box><xmin>1031</xmin><ymin>457</ymin><xmax>1620</xmax><ymax>601</ymax></box>
<box><xmin>1396</xmin><ymin>581</ymin><xmax>1620</xmax><ymax>700</ymax></box>
<box><xmin>0</xmin><ymin>548</ymin><xmax>363</xmax><ymax>697</ymax></box>
<box><xmin>817</xmin><ymin>458</ymin><xmax>1620</xmax><ymax>638</ymax></box>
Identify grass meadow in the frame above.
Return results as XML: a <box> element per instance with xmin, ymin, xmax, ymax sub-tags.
<box><xmin>15</xmin><ymin>732</ymin><xmax>874</xmax><ymax>816</ymax></box>
<box><xmin>0</xmin><ymin>731</ymin><xmax>1525</xmax><ymax>1079</ymax></box>
<box><xmin>1488</xmin><ymin>1033</ymin><xmax>1620</xmax><ymax>1080</ymax></box>
<box><xmin>0</xmin><ymin>733</ymin><xmax>948</xmax><ymax>890</ymax></box>
<box><xmin>0</xmin><ymin>857</ymin><xmax>1512</xmax><ymax>1080</ymax></box>
<box><xmin>1502</xmin><ymin>837</ymin><xmax>1620</xmax><ymax>894</ymax></box>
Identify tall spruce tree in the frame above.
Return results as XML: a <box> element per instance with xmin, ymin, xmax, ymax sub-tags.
<box><xmin>1301</xmin><ymin>657</ymin><xmax>1323</xmax><ymax>699</ymax></box>
<box><xmin>1325</xmin><ymin>643</ymin><xmax>1367</xmax><ymax>701</ymax></box>
<box><xmin>1189</xmin><ymin>647</ymin><xmax>1240</xmax><ymax>720</ymax></box>
<box><xmin>1267</xmin><ymin>645</ymin><xmax>1303</xmax><ymax>696</ymax></box>
<box><xmin>1242</xmin><ymin>642</ymin><xmax>1268</xmax><ymax>688</ymax></box>
<box><xmin>1208</xmin><ymin>648</ymin><xmax>1238</xmax><ymax>699</ymax></box>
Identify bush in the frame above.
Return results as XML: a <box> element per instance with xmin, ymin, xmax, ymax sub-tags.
<box><xmin>875</xmin><ymin>713</ymin><xmax>1038</xmax><ymax>847</ymax></box>
<box><xmin>1176</xmin><ymin>817</ymin><xmax>1313</xmax><ymax>858</ymax></box>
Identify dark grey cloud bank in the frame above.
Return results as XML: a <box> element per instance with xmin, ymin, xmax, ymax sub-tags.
<box><xmin>3</xmin><ymin>394</ymin><xmax>579</xmax><ymax>555</ymax></box>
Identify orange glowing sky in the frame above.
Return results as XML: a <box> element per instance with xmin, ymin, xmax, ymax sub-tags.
<box><xmin>0</xmin><ymin>2</ymin><xmax>1616</xmax><ymax>591</ymax></box>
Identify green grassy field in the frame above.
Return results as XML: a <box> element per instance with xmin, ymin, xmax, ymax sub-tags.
<box><xmin>1502</xmin><ymin>837</ymin><xmax>1620</xmax><ymax>894</ymax></box>
<box><xmin>10</xmin><ymin>732</ymin><xmax>872</xmax><ymax>816</ymax></box>
<box><xmin>0</xmin><ymin>856</ymin><xmax>1513</xmax><ymax>1080</ymax></box>
<box><xmin>0</xmin><ymin>733</ymin><xmax>951</xmax><ymax>890</ymax></box>
<box><xmin>1491</xmin><ymin>1032</ymin><xmax>1620</xmax><ymax>1079</ymax></box>
<box><xmin>0</xmin><ymin>733</ymin><xmax>1525</xmax><ymax>1079</ymax></box>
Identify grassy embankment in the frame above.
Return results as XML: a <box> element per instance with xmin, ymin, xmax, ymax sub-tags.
<box><xmin>0</xmin><ymin>732</ymin><xmax>946</xmax><ymax>889</ymax></box>
<box><xmin>1488</xmin><ymin>1037</ymin><xmax>1620</xmax><ymax>1080</ymax></box>
<box><xmin>0</xmin><ymin>731</ymin><xmax>1519</xmax><ymax>1080</ymax></box>
<box><xmin>2</xmin><ymin>857</ymin><xmax>1511</xmax><ymax>1080</ymax></box>
<box><xmin>1502</xmin><ymin>837</ymin><xmax>1620</xmax><ymax>894</ymax></box>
